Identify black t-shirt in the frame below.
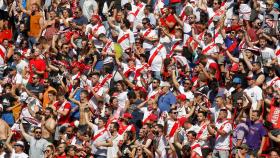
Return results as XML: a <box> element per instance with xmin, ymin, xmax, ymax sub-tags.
<box><xmin>0</xmin><ymin>93</ymin><xmax>16</xmax><ymax>112</ymax></box>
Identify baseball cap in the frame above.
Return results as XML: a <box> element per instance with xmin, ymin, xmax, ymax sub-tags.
<box><xmin>15</xmin><ymin>141</ymin><xmax>25</xmax><ymax>147</ymax></box>
<box><xmin>176</xmin><ymin>94</ymin><xmax>187</xmax><ymax>101</ymax></box>
<box><xmin>123</xmin><ymin>113</ymin><xmax>133</xmax><ymax>119</ymax></box>
<box><xmin>233</xmin><ymin>77</ymin><xmax>242</xmax><ymax>84</ymax></box>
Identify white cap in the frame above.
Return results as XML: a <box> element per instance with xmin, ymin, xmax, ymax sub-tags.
<box><xmin>15</xmin><ymin>141</ymin><xmax>24</xmax><ymax>147</ymax></box>
<box><xmin>160</xmin><ymin>81</ymin><xmax>171</xmax><ymax>87</ymax></box>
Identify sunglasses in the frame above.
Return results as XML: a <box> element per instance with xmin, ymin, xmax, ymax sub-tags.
<box><xmin>35</xmin><ymin>131</ymin><xmax>42</xmax><ymax>134</ymax></box>
<box><xmin>172</xmin><ymin>112</ymin><xmax>178</xmax><ymax>114</ymax></box>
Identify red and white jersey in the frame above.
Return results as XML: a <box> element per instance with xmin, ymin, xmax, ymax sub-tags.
<box><xmin>116</xmin><ymin>27</ymin><xmax>135</xmax><ymax>51</ymax></box>
<box><xmin>275</xmin><ymin>46</ymin><xmax>280</xmax><ymax>65</ymax></box>
<box><xmin>85</xmin><ymin>23</ymin><xmax>106</xmax><ymax>49</ymax></box>
<box><xmin>196</xmin><ymin>122</ymin><xmax>210</xmax><ymax>148</ymax></box>
<box><xmin>131</xmin><ymin>2</ymin><xmax>145</xmax><ymax>19</ymax></box>
<box><xmin>266</xmin><ymin>76</ymin><xmax>280</xmax><ymax>90</ymax></box>
<box><xmin>140</xmin><ymin>107</ymin><xmax>155</xmax><ymax>124</ymax></box>
<box><xmin>140</xmin><ymin>28</ymin><xmax>158</xmax><ymax>50</ymax></box>
<box><xmin>102</xmin><ymin>41</ymin><xmax>115</xmax><ymax>64</ymax></box>
<box><xmin>191</xmin><ymin>141</ymin><xmax>203</xmax><ymax>157</ymax></box>
<box><xmin>201</xmin><ymin>42</ymin><xmax>219</xmax><ymax>56</ymax></box>
<box><xmin>205</xmin><ymin>58</ymin><xmax>221</xmax><ymax>81</ymax></box>
<box><xmin>166</xmin><ymin>119</ymin><xmax>180</xmax><ymax>143</ymax></box>
<box><xmin>168</xmin><ymin>38</ymin><xmax>183</xmax><ymax>57</ymax></box>
<box><xmin>0</xmin><ymin>44</ymin><xmax>7</xmax><ymax>65</ymax></box>
<box><xmin>215</xmin><ymin>120</ymin><xmax>232</xmax><ymax>150</ymax></box>
<box><xmin>92</xmin><ymin>126</ymin><xmax>111</xmax><ymax>154</ymax></box>
<box><xmin>89</xmin><ymin>83</ymin><xmax>105</xmax><ymax>110</ymax></box>
<box><xmin>154</xmin><ymin>0</ymin><xmax>165</xmax><ymax>15</ymax></box>
<box><xmin>148</xmin><ymin>44</ymin><xmax>166</xmax><ymax>71</ymax></box>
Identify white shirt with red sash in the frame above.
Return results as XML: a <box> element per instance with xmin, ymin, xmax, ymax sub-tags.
<box><xmin>115</xmin><ymin>26</ymin><xmax>135</xmax><ymax>51</ymax></box>
<box><xmin>141</xmin><ymin>28</ymin><xmax>158</xmax><ymax>50</ymax></box>
<box><xmin>89</xmin><ymin>84</ymin><xmax>105</xmax><ymax>110</ymax></box>
<box><xmin>166</xmin><ymin>119</ymin><xmax>180</xmax><ymax>143</ymax></box>
<box><xmin>201</xmin><ymin>42</ymin><xmax>219</xmax><ymax>56</ymax></box>
<box><xmin>102</xmin><ymin>41</ymin><xmax>115</xmax><ymax>64</ymax></box>
<box><xmin>85</xmin><ymin>23</ymin><xmax>106</xmax><ymax>49</ymax></box>
<box><xmin>148</xmin><ymin>44</ymin><xmax>166</xmax><ymax>72</ymax></box>
<box><xmin>191</xmin><ymin>140</ymin><xmax>203</xmax><ymax>157</ymax></box>
<box><xmin>0</xmin><ymin>44</ymin><xmax>7</xmax><ymax>65</ymax></box>
<box><xmin>140</xmin><ymin>107</ymin><xmax>158</xmax><ymax>124</ymax></box>
<box><xmin>275</xmin><ymin>46</ymin><xmax>280</xmax><ymax>65</ymax></box>
<box><xmin>214</xmin><ymin>119</ymin><xmax>232</xmax><ymax>150</ymax></box>
<box><xmin>168</xmin><ymin>38</ymin><xmax>183</xmax><ymax>57</ymax></box>
<box><xmin>92</xmin><ymin>126</ymin><xmax>111</xmax><ymax>156</ymax></box>
<box><xmin>266</xmin><ymin>76</ymin><xmax>280</xmax><ymax>90</ymax></box>
<box><xmin>196</xmin><ymin>122</ymin><xmax>210</xmax><ymax>149</ymax></box>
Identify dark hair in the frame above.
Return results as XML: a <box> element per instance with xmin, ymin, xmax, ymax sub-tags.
<box><xmin>125</xmin><ymin>131</ymin><xmax>134</xmax><ymax>140</ymax></box>
<box><xmin>99</xmin><ymin>117</ymin><xmax>107</xmax><ymax>123</ymax></box>
<box><xmin>123</xmin><ymin>3</ymin><xmax>132</xmax><ymax>11</ymax></box>
<box><xmin>145</xmin><ymin>5</ymin><xmax>153</xmax><ymax>12</ymax></box>
<box><xmin>156</xmin><ymin>124</ymin><xmax>164</xmax><ymax>131</ymax></box>
<box><xmin>123</xmin><ymin>19</ymin><xmax>131</xmax><ymax>29</ymax></box>
<box><xmin>197</xmin><ymin>111</ymin><xmax>207</xmax><ymax>117</ymax></box>
<box><xmin>127</xmin><ymin>91</ymin><xmax>136</xmax><ymax>100</ymax></box>
<box><xmin>187</xmin><ymin>130</ymin><xmax>197</xmax><ymax>137</ymax></box>
<box><xmin>45</xmin><ymin>107</ymin><xmax>54</xmax><ymax>114</ymax></box>
<box><xmin>112</xmin><ymin>122</ymin><xmax>120</xmax><ymax>131</ymax></box>
<box><xmin>66</xmin><ymin>145</ymin><xmax>76</xmax><ymax>154</ymax></box>
<box><xmin>98</xmin><ymin>33</ymin><xmax>106</xmax><ymax>40</ymax></box>
<box><xmin>142</xmin><ymin>18</ymin><xmax>150</xmax><ymax>24</ymax></box>
<box><xmin>80</xmin><ymin>90</ymin><xmax>89</xmax><ymax>97</ymax></box>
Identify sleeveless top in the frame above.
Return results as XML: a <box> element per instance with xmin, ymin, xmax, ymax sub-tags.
<box><xmin>29</xmin><ymin>13</ymin><xmax>42</xmax><ymax>37</ymax></box>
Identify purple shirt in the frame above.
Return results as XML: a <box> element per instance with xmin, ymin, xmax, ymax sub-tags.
<box><xmin>233</xmin><ymin>122</ymin><xmax>249</xmax><ymax>147</ymax></box>
<box><xmin>246</xmin><ymin>119</ymin><xmax>267</xmax><ymax>150</ymax></box>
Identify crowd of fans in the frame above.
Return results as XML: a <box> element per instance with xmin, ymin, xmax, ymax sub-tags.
<box><xmin>0</xmin><ymin>0</ymin><xmax>280</xmax><ymax>157</ymax></box>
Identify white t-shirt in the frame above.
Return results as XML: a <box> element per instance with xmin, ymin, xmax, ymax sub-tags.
<box><xmin>244</xmin><ymin>86</ymin><xmax>263</xmax><ymax>110</ymax></box>
<box><xmin>16</xmin><ymin>60</ymin><xmax>29</xmax><ymax>74</ymax></box>
<box><xmin>11</xmin><ymin>149</ymin><xmax>29</xmax><ymax>158</ymax></box>
<box><xmin>178</xmin><ymin>85</ymin><xmax>194</xmax><ymax>101</ymax></box>
<box><xmin>260</xmin><ymin>47</ymin><xmax>276</xmax><ymax>65</ymax></box>
<box><xmin>107</xmin><ymin>134</ymin><xmax>123</xmax><ymax>158</ymax></box>
<box><xmin>0</xmin><ymin>152</ymin><xmax>6</xmax><ymax>158</ymax></box>
<box><xmin>82</xmin><ymin>0</ymin><xmax>98</xmax><ymax>20</ymax></box>
<box><xmin>117</xmin><ymin>91</ymin><xmax>128</xmax><ymax>109</ymax></box>
<box><xmin>155</xmin><ymin>136</ymin><xmax>167</xmax><ymax>158</ymax></box>
<box><xmin>12</xmin><ymin>73</ymin><xmax>23</xmax><ymax>85</ymax></box>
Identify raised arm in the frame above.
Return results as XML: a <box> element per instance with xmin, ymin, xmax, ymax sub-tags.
<box><xmin>20</xmin><ymin>122</ymin><xmax>32</xmax><ymax>142</ymax></box>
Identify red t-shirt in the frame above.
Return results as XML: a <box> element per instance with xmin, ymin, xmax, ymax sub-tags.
<box><xmin>29</xmin><ymin>58</ymin><xmax>47</xmax><ymax>82</ymax></box>
<box><xmin>54</xmin><ymin>101</ymin><xmax>71</xmax><ymax>125</ymax></box>
<box><xmin>0</xmin><ymin>29</ymin><xmax>12</xmax><ymax>43</ymax></box>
